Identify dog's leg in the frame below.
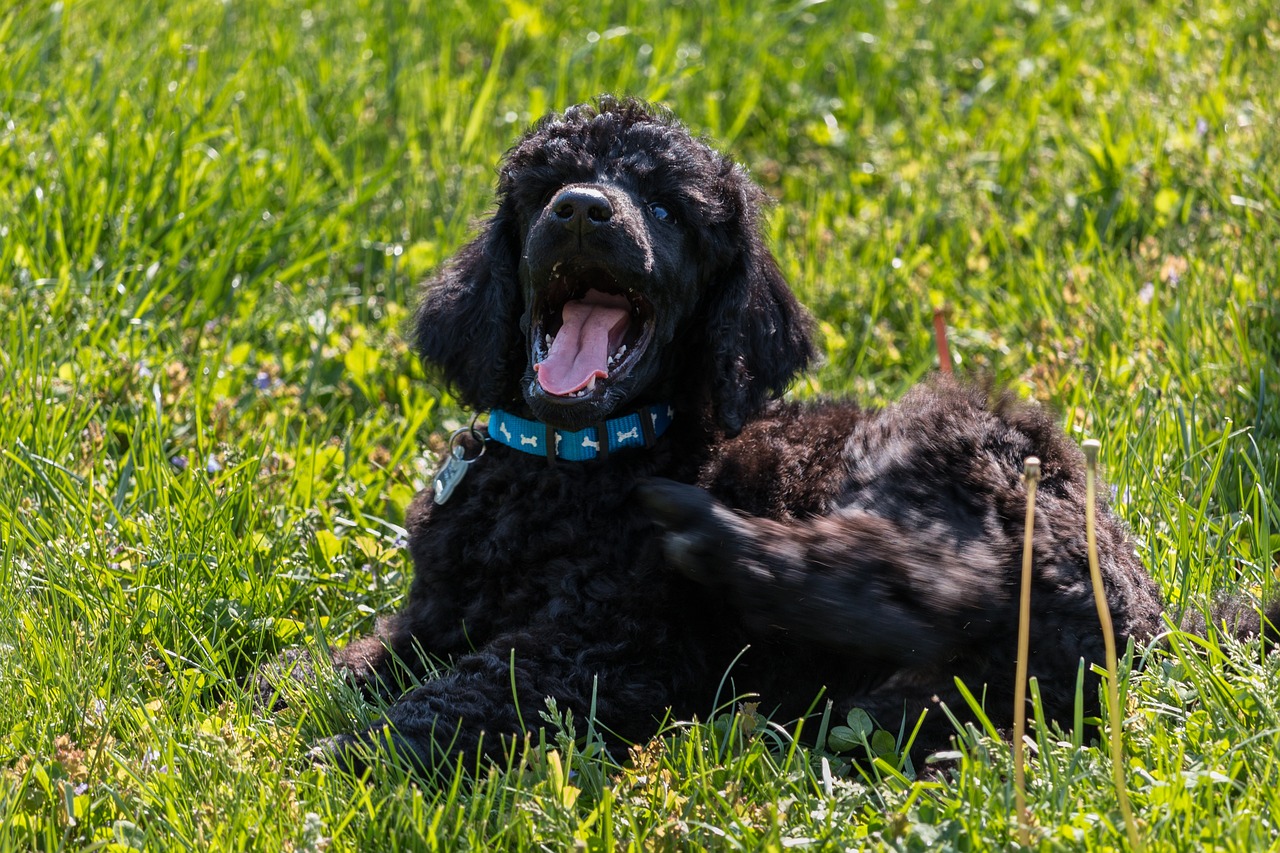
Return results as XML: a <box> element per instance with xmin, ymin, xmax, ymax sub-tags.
<box><xmin>255</xmin><ymin>614</ymin><xmax>434</xmax><ymax>710</ymax></box>
<box><xmin>327</xmin><ymin>614</ymin><xmax>439</xmax><ymax>697</ymax></box>
<box><xmin>639</xmin><ymin>478</ymin><xmax>1015</xmax><ymax>665</ymax></box>
<box><xmin>317</xmin><ymin>632</ymin><xmax>672</xmax><ymax>776</ymax></box>
<box><xmin>315</xmin><ymin>646</ymin><xmax>531</xmax><ymax>777</ymax></box>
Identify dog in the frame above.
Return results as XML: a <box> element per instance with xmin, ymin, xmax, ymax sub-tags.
<box><xmin>268</xmin><ymin>97</ymin><xmax>1276</xmax><ymax>774</ymax></box>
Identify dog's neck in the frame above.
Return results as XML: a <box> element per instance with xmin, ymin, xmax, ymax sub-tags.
<box><xmin>487</xmin><ymin>405</ymin><xmax>674</xmax><ymax>463</ymax></box>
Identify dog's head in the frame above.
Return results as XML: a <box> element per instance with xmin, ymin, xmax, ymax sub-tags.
<box><xmin>413</xmin><ymin>97</ymin><xmax>815</xmax><ymax>436</ymax></box>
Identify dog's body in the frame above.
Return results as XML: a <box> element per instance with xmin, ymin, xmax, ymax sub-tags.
<box><xmin>334</xmin><ymin>387</ymin><xmax>1162</xmax><ymax>767</ymax></box>
<box><xmin>279</xmin><ymin>99</ymin><xmax>1272</xmax><ymax>771</ymax></box>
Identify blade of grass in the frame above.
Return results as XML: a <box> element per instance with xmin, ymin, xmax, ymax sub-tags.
<box><xmin>1083</xmin><ymin>440</ymin><xmax>1143</xmax><ymax>851</ymax></box>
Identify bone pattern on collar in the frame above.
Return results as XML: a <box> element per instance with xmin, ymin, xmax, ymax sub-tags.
<box><xmin>487</xmin><ymin>405</ymin><xmax>674</xmax><ymax>462</ymax></box>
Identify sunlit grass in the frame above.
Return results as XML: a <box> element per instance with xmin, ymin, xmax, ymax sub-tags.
<box><xmin>2</xmin><ymin>0</ymin><xmax>1278</xmax><ymax>848</ymax></box>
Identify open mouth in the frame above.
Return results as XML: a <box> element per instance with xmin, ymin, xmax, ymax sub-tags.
<box><xmin>531</xmin><ymin>263</ymin><xmax>654</xmax><ymax>401</ymax></box>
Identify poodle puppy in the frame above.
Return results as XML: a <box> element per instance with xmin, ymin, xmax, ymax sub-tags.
<box><xmin>276</xmin><ymin>97</ymin><xmax>1274</xmax><ymax>773</ymax></box>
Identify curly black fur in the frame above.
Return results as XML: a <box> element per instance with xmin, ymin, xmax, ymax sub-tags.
<box><xmin>267</xmin><ymin>97</ymin><xmax>1278</xmax><ymax>774</ymax></box>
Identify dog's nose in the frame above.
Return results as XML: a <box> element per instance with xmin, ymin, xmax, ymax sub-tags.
<box><xmin>550</xmin><ymin>186</ymin><xmax>613</xmax><ymax>232</ymax></box>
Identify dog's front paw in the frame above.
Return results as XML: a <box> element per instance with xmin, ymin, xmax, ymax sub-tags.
<box><xmin>637</xmin><ymin>478</ymin><xmax>747</xmax><ymax>582</ymax></box>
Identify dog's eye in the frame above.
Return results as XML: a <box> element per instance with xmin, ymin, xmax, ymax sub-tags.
<box><xmin>648</xmin><ymin>202</ymin><xmax>675</xmax><ymax>223</ymax></box>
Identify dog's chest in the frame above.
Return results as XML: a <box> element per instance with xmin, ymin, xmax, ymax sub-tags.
<box><xmin>409</xmin><ymin>452</ymin><xmax>677</xmax><ymax>636</ymax></box>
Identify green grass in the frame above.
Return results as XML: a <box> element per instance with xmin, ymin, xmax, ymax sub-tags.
<box><xmin>2</xmin><ymin>0</ymin><xmax>1278</xmax><ymax>848</ymax></box>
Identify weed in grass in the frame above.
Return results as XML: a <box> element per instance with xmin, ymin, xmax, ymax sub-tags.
<box><xmin>1012</xmin><ymin>456</ymin><xmax>1041</xmax><ymax>846</ymax></box>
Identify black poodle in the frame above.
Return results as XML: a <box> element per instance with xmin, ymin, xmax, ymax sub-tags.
<box><xmin>272</xmin><ymin>97</ymin><xmax>1276</xmax><ymax>773</ymax></box>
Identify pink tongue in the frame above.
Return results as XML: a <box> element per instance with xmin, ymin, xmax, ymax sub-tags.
<box><xmin>535</xmin><ymin>289</ymin><xmax>631</xmax><ymax>396</ymax></box>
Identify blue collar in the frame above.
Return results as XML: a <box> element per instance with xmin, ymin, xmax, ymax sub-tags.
<box><xmin>488</xmin><ymin>405</ymin><xmax>674</xmax><ymax>462</ymax></box>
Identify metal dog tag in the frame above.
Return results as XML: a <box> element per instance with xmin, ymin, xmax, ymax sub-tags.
<box><xmin>432</xmin><ymin>428</ymin><xmax>485</xmax><ymax>505</ymax></box>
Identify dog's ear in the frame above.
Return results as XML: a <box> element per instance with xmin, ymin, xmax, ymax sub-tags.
<box><xmin>411</xmin><ymin>208</ymin><xmax>526</xmax><ymax>411</ymax></box>
<box><xmin>701</xmin><ymin>169</ymin><xmax>816</xmax><ymax>436</ymax></box>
